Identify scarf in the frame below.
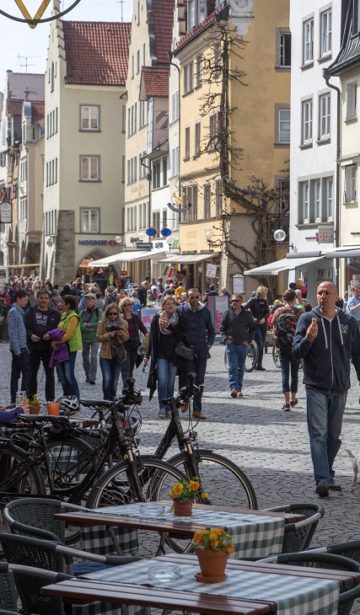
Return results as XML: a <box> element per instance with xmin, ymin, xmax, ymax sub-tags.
<box><xmin>159</xmin><ymin>310</ymin><xmax>179</xmax><ymax>335</ymax></box>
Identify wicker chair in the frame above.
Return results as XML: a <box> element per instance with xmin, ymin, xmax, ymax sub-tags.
<box><xmin>0</xmin><ymin>561</ymin><xmax>70</xmax><ymax>615</ymax></box>
<box><xmin>307</xmin><ymin>540</ymin><xmax>360</xmax><ymax>564</ymax></box>
<box><xmin>262</xmin><ymin>551</ymin><xmax>360</xmax><ymax>615</ymax></box>
<box><xmin>0</xmin><ymin>563</ymin><xmax>18</xmax><ymax>613</ymax></box>
<box><xmin>264</xmin><ymin>502</ymin><xmax>325</xmax><ymax>553</ymax></box>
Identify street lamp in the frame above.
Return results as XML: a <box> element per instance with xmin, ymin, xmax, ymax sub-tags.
<box><xmin>273</xmin><ymin>229</ymin><xmax>295</xmax><ymax>251</ymax></box>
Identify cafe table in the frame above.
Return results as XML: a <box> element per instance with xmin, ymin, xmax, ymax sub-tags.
<box><xmin>55</xmin><ymin>502</ymin><xmax>299</xmax><ymax>559</ymax></box>
<box><xmin>42</xmin><ymin>553</ymin><xmax>360</xmax><ymax>615</ymax></box>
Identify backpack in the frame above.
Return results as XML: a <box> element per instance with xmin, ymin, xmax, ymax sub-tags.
<box><xmin>273</xmin><ymin>308</ymin><xmax>299</xmax><ymax>352</ymax></box>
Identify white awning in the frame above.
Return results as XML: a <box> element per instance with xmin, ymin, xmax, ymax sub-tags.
<box><xmin>324</xmin><ymin>247</ymin><xmax>360</xmax><ymax>258</ymax></box>
<box><xmin>91</xmin><ymin>250</ymin><xmax>166</xmax><ymax>267</ymax></box>
<box><xmin>160</xmin><ymin>253</ymin><xmax>215</xmax><ymax>264</ymax></box>
<box><xmin>244</xmin><ymin>255</ymin><xmax>325</xmax><ymax>276</ymax></box>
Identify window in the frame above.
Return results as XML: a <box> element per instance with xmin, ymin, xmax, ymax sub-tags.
<box><xmin>195</xmin><ymin>55</ymin><xmax>203</xmax><ymax>87</ymax></box>
<box><xmin>162</xmin><ymin>158</ymin><xmax>167</xmax><ymax>186</ymax></box>
<box><xmin>215</xmin><ymin>179</ymin><xmax>223</xmax><ymax>216</ymax></box>
<box><xmin>209</xmin><ymin>112</ymin><xmax>220</xmax><ymax>151</ymax></box>
<box><xmin>139</xmin><ymin>151</ymin><xmax>147</xmax><ymax>179</ymax></box>
<box><xmin>195</xmin><ymin>121</ymin><xmax>201</xmax><ymax>156</ymax></box>
<box><xmin>171</xmin><ymin>147</ymin><xmax>179</xmax><ymax>176</ymax></box>
<box><xmin>20</xmin><ymin>159</ymin><xmax>27</xmax><ymax>182</ymax></box>
<box><xmin>80</xmin><ymin>105</ymin><xmax>100</xmax><ymax>131</ymax></box>
<box><xmin>301</xmin><ymin>99</ymin><xmax>313</xmax><ymax>145</ymax></box>
<box><xmin>162</xmin><ymin>209</ymin><xmax>167</xmax><ymax>230</ymax></box>
<box><xmin>204</xmin><ymin>183</ymin><xmax>211</xmax><ymax>218</ymax></box>
<box><xmin>153</xmin><ymin>161</ymin><xmax>161</xmax><ymax>189</ymax></box>
<box><xmin>172</xmin><ymin>91</ymin><xmax>179</xmax><ymax>122</ymax></box>
<box><xmin>187</xmin><ymin>0</ymin><xmax>207</xmax><ymax>29</ymax></box>
<box><xmin>80</xmin><ymin>208</ymin><xmax>100</xmax><ymax>233</ymax></box>
<box><xmin>346</xmin><ymin>83</ymin><xmax>357</xmax><ymax>121</ymax></box>
<box><xmin>139</xmin><ymin>101</ymin><xmax>148</xmax><ymax>128</ymax></box>
<box><xmin>320</xmin><ymin>9</ymin><xmax>332</xmax><ymax>57</ymax></box>
<box><xmin>185</xmin><ymin>126</ymin><xmax>190</xmax><ymax>160</ymax></box>
<box><xmin>45</xmin><ymin>210</ymin><xmax>57</xmax><ymax>236</ymax></box>
<box><xmin>319</xmin><ymin>93</ymin><xmax>331</xmax><ymax>140</ymax></box>
<box><xmin>298</xmin><ymin>176</ymin><xmax>334</xmax><ymax>223</ymax></box>
<box><xmin>19</xmin><ymin>197</ymin><xmax>27</xmax><ymax>221</ymax></box>
<box><xmin>303</xmin><ymin>18</ymin><xmax>314</xmax><ymax>65</ymax></box>
<box><xmin>277</xmin><ymin>108</ymin><xmax>290</xmax><ymax>144</ymax></box>
<box><xmin>152</xmin><ymin>211</ymin><xmax>160</xmax><ymax>235</ymax></box>
<box><xmin>136</xmin><ymin>49</ymin><xmax>140</xmax><ymax>74</ymax></box>
<box><xmin>182</xmin><ymin>184</ymin><xmax>198</xmax><ymax>222</ymax></box>
<box><xmin>80</xmin><ymin>156</ymin><xmax>100</xmax><ymax>181</ymax></box>
<box><xmin>344</xmin><ymin>165</ymin><xmax>357</xmax><ymax>203</ymax></box>
<box><xmin>278</xmin><ymin>30</ymin><xmax>291</xmax><ymax>67</ymax></box>
<box><xmin>128</xmin><ymin>103</ymin><xmax>137</xmax><ymax>136</ymax></box>
<box><xmin>184</xmin><ymin>62</ymin><xmax>193</xmax><ymax>94</ymax></box>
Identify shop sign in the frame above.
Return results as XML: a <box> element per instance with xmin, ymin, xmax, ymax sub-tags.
<box><xmin>317</xmin><ymin>226</ymin><xmax>334</xmax><ymax>243</ymax></box>
<box><xmin>136</xmin><ymin>242</ymin><xmax>152</xmax><ymax>250</ymax></box>
<box><xmin>206</xmin><ymin>263</ymin><xmax>218</xmax><ymax>278</ymax></box>
<box><xmin>78</xmin><ymin>239</ymin><xmax>117</xmax><ymax>246</ymax></box>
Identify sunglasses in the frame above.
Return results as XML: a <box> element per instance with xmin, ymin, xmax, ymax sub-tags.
<box><xmin>108</xmin><ymin>312</ymin><xmax>118</xmax><ymax>316</ymax></box>
<box><xmin>231</xmin><ymin>299</ymin><xmax>242</xmax><ymax>302</ymax></box>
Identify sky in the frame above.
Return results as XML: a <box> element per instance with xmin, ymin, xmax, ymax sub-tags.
<box><xmin>0</xmin><ymin>0</ymin><xmax>133</xmax><ymax>92</ymax></box>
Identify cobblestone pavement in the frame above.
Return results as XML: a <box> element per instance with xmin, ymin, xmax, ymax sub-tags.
<box><xmin>1</xmin><ymin>339</ymin><xmax>360</xmax><ymax>609</ymax></box>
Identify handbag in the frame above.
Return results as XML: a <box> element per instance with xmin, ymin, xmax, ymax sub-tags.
<box><xmin>111</xmin><ymin>343</ymin><xmax>127</xmax><ymax>363</ymax></box>
<box><xmin>174</xmin><ymin>340</ymin><xmax>195</xmax><ymax>361</ymax></box>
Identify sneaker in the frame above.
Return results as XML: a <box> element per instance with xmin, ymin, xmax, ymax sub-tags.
<box><xmin>315</xmin><ymin>483</ymin><xmax>329</xmax><ymax>497</ymax></box>
<box><xmin>158</xmin><ymin>410</ymin><xmax>166</xmax><ymax>419</ymax></box>
<box><xmin>329</xmin><ymin>479</ymin><xmax>342</xmax><ymax>491</ymax></box>
<box><xmin>230</xmin><ymin>390</ymin><xmax>238</xmax><ymax>398</ymax></box>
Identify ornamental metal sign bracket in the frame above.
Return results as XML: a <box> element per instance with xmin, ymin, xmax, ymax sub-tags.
<box><xmin>0</xmin><ymin>0</ymin><xmax>82</xmax><ymax>28</ymax></box>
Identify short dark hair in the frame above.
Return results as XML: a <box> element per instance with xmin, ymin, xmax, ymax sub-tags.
<box><xmin>14</xmin><ymin>290</ymin><xmax>28</xmax><ymax>301</ymax></box>
<box><xmin>63</xmin><ymin>295</ymin><xmax>76</xmax><ymax>310</ymax></box>
<box><xmin>283</xmin><ymin>289</ymin><xmax>296</xmax><ymax>302</ymax></box>
<box><xmin>37</xmin><ymin>288</ymin><xmax>50</xmax><ymax>298</ymax></box>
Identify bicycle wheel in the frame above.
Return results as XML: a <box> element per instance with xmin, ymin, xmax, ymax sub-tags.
<box><xmin>168</xmin><ymin>450</ymin><xmax>258</xmax><ymax>509</ymax></box>
<box><xmin>245</xmin><ymin>341</ymin><xmax>258</xmax><ymax>372</ymax></box>
<box><xmin>45</xmin><ymin>437</ymin><xmax>94</xmax><ymax>496</ymax></box>
<box><xmin>86</xmin><ymin>456</ymin><xmax>187</xmax><ymax>557</ymax></box>
<box><xmin>272</xmin><ymin>344</ymin><xmax>281</xmax><ymax>368</ymax></box>
<box><xmin>0</xmin><ymin>442</ymin><xmax>45</xmax><ymax>508</ymax></box>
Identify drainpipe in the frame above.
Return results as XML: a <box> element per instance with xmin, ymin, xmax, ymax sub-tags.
<box><xmin>324</xmin><ymin>70</ymin><xmax>341</xmax><ymax>288</ymax></box>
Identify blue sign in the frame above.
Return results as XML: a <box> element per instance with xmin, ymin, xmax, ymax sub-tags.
<box><xmin>160</xmin><ymin>228</ymin><xmax>172</xmax><ymax>237</ymax></box>
<box><xmin>146</xmin><ymin>227</ymin><xmax>157</xmax><ymax>236</ymax></box>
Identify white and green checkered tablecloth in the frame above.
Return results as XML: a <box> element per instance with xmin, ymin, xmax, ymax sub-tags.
<box><xmin>97</xmin><ymin>503</ymin><xmax>285</xmax><ymax>559</ymax></box>
<box><xmin>85</xmin><ymin>559</ymin><xmax>340</xmax><ymax>615</ymax></box>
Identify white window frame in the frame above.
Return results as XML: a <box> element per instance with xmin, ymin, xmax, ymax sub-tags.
<box><xmin>80</xmin><ymin>208</ymin><xmax>100</xmax><ymax>233</ymax></box>
<box><xmin>346</xmin><ymin>82</ymin><xmax>358</xmax><ymax>121</ymax></box>
<box><xmin>320</xmin><ymin>8</ymin><xmax>332</xmax><ymax>57</ymax></box>
<box><xmin>80</xmin><ymin>156</ymin><xmax>100</xmax><ymax>181</ymax></box>
<box><xmin>325</xmin><ymin>177</ymin><xmax>333</xmax><ymax>221</ymax></box>
<box><xmin>80</xmin><ymin>105</ymin><xmax>100</xmax><ymax>131</ymax></box>
<box><xmin>278</xmin><ymin>30</ymin><xmax>291</xmax><ymax>67</ymax></box>
<box><xmin>303</xmin><ymin>18</ymin><xmax>314</xmax><ymax>65</ymax></box>
<box><xmin>172</xmin><ymin>91</ymin><xmax>179</xmax><ymax>122</ymax></box>
<box><xmin>171</xmin><ymin>146</ymin><xmax>179</xmax><ymax>176</ymax></box>
<box><xmin>301</xmin><ymin>99</ymin><xmax>313</xmax><ymax>145</ymax></box>
<box><xmin>314</xmin><ymin>179</ymin><xmax>322</xmax><ymax>222</ymax></box>
<box><xmin>344</xmin><ymin>165</ymin><xmax>357</xmax><ymax>203</ymax></box>
<box><xmin>277</xmin><ymin>108</ymin><xmax>290</xmax><ymax>144</ymax></box>
<box><xmin>319</xmin><ymin>92</ymin><xmax>331</xmax><ymax>140</ymax></box>
<box><xmin>184</xmin><ymin>62</ymin><xmax>193</xmax><ymax>95</ymax></box>
<box><xmin>195</xmin><ymin>121</ymin><xmax>201</xmax><ymax>156</ymax></box>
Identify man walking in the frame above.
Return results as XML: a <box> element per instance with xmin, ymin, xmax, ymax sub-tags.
<box><xmin>79</xmin><ymin>293</ymin><xmax>102</xmax><ymax>384</ymax></box>
<box><xmin>177</xmin><ymin>288</ymin><xmax>215</xmax><ymax>420</ymax></box>
<box><xmin>24</xmin><ymin>288</ymin><xmax>60</xmax><ymax>402</ymax></box>
<box><xmin>293</xmin><ymin>281</ymin><xmax>360</xmax><ymax>497</ymax></box>
<box><xmin>220</xmin><ymin>294</ymin><xmax>256</xmax><ymax>398</ymax></box>
<box><xmin>8</xmin><ymin>289</ymin><xmax>30</xmax><ymax>403</ymax></box>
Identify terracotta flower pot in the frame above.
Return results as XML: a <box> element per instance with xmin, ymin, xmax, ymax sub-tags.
<box><xmin>47</xmin><ymin>402</ymin><xmax>60</xmax><ymax>416</ymax></box>
<box><xmin>29</xmin><ymin>405</ymin><xmax>40</xmax><ymax>415</ymax></box>
<box><xmin>196</xmin><ymin>549</ymin><xmax>229</xmax><ymax>579</ymax></box>
<box><xmin>173</xmin><ymin>500</ymin><xmax>193</xmax><ymax>516</ymax></box>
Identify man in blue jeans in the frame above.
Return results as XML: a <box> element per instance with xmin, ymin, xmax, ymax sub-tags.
<box><xmin>220</xmin><ymin>294</ymin><xmax>256</xmax><ymax>398</ymax></box>
<box><xmin>293</xmin><ymin>281</ymin><xmax>360</xmax><ymax>497</ymax></box>
<box><xmin>8</xmin><ymin>289</ymin><xmax>30</xmax><ymax>403</ymax></box>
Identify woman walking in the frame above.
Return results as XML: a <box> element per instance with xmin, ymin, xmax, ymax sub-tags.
<box><xmin>144</xmin><ymin>296</ymin><xmax>185</xmax><ymax>419</ymax></box>
<box><xmin>56</xmin><ymin>295</ymin><xmax>82</xmax><ymax>399</ymax></box>
<box><xmin>119</xmin><ymin>297</ymin><xmax>148</xmax><ymax>378</ymax></box>
<box><xmin>96</xmin><ymin>303</ymin><xmax>129</xmax><ymax>400</ymax></box>
<box><xmin>272</xmin><ymin>289</ymin><xmax>301</xmax><ymax>411</ymax></box>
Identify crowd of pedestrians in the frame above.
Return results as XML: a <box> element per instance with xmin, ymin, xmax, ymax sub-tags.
<box><xmin>3</xmin><ymin>271</ymin><xmax>360</xmax><ymax>500</ymax></box>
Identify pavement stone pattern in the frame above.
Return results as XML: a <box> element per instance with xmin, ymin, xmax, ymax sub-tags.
<box><xmin>1</xmin><ymin>340</ymin><xmax>360</xmax><ymax>610</ymax></box>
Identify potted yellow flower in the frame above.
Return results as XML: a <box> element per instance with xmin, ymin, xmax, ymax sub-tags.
<box><xmin>169</xmin><ymin>477</ymin><xmax>206</xmax><ymax>516</ymax></box>
<box><xmin>192</xmin><ymin>527</ymin><xmax>234</xmax><ymax>582</ymax></box>
<box><xmin>28</xmin><ymin>394</ymin><xmax>41</xmax><ymax>415</ymax></box>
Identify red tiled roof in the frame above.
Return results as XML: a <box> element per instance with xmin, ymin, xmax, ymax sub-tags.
<box><xmin>149</xmin><ymin>0</ymin><xmax>175</xmax><ymax>65</ymax></box>
<box><xmin>32</xmin><ymin>101</ymin><xmax>45</xmax><ymax>122</ymax></box>
<box><xmin>63</xmin><ymin>21</ymin><xmax>131</xmax><ymax>86</ymax></box>
<box><xmin>142</xmin><ymin>66</ymin><xmax>169</xmax><ymax>97</ymax></box>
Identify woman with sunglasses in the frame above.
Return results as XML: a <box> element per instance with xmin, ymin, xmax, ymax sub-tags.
<box><xmin>96</xmin><ymin>303</ymin><xmax>129</xmax><ymax>400</ymax></box>
<box><xmin>119</xmin><ymin>297</ymin><xmax>148</xmax><ymax>378</ymax></box>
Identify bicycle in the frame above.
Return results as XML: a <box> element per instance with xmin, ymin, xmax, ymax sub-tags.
<box><xmin>0</xmin><ymin>383</ymin><xmax>186</xmax><ymax>510</ymax></box>
<box><xmin>223</xmin><ymin>339</ymin><xmax>259</xmax><ymax>373</ymax></box>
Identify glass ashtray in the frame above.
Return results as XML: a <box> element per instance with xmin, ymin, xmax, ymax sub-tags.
<box><xmin>148</xmin><ymin>564</ymin><xmax>182</xmax><ymax>583</ymax></box>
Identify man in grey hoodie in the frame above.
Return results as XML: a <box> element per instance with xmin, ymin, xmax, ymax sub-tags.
<box><xmin>293</xmin><ymin>281</ymin><xmax>360</xmax><ymax>497</ymax></box>
<box><xmin>8</xmin><ymin>289</ymin><xmax>30</xmax><ymax>403</ymax></box>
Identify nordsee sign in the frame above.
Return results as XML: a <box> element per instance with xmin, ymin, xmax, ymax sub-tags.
<box><xmin>79</xmin><ymin>240</ymin><xmax>107</xmax><ymax>246</ymax></box>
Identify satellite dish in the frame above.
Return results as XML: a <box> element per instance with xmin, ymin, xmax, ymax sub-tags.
<box><xmin>273</xmin><ymin>229</ymin><xmax>286</xmax><ymax>242</ymax></box>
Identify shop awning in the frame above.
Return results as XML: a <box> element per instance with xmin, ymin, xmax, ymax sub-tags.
<box><xmin>244</xmin><ymin>255</ymin><xmax>325</xmax><ymax>276</ymax></box>
<box><xmin>160</xmin><ymin>253</ymin><xmax>215</xmax><ymax>264</ymax></box>
<box><xmin>91</xmin><ymin>250</ymin><xmax>166</xmax><ymax>267</ymax></box>
<box><xmin>78</xmin><ymin>258</ymin><xmax>95</xmax><ymax>269</ymax></box>
<box><xmin>0</xmin><ymin>263</ymin><xmax>40</xmax><ymax>270</ymax></box>
<box><xmin>324</xmin><ymin>247</ymin><xmax>360</xmax><ymax>258</ymax></box>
